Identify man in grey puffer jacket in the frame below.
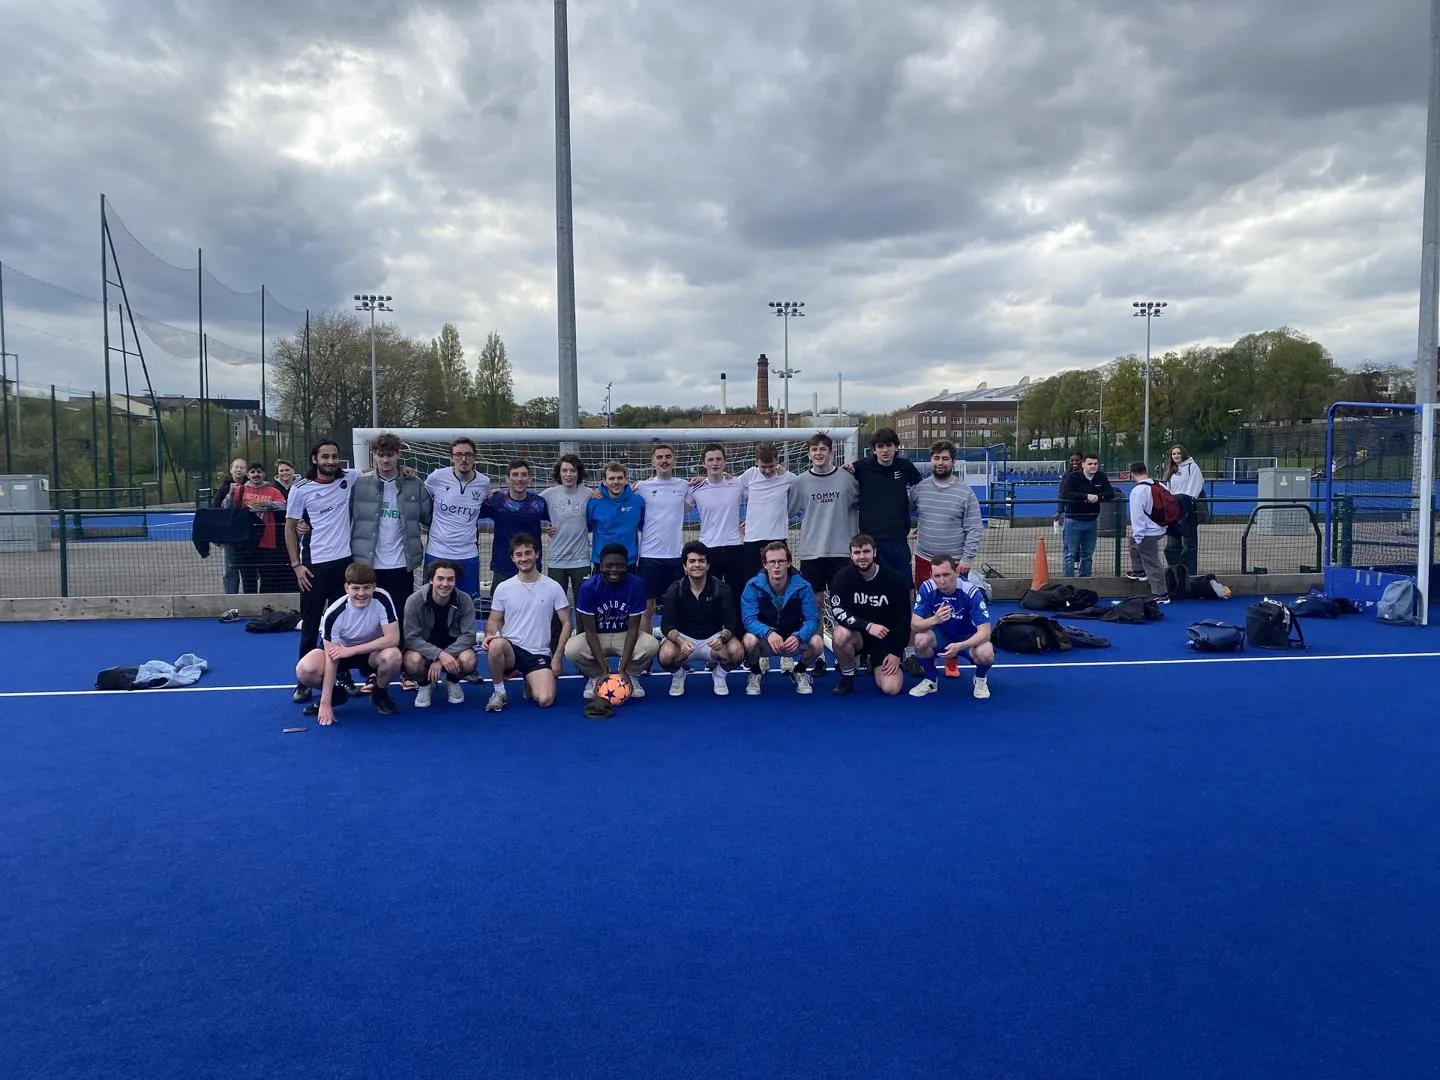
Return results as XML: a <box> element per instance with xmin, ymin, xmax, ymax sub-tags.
<box><xmin>350</xmin><ymin>431</ymin><xmax>433</xmax><ymax>608</ymax></box>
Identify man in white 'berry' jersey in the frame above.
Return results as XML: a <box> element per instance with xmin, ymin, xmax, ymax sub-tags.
<box><xmin>423</xmin><ymin>436</ymin><xmax>492</xmax><ymax>601</ymax></box>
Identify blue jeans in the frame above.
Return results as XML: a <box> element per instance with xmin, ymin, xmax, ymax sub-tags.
<box><xmin>1062</xmin><ymin>518</ymin><xmax>1098</xmax><ymax>577</ymax></box>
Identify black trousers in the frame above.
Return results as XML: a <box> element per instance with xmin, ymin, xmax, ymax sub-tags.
<box><xmin>708</xmin><ymin>544</ymin><xmax>747</xmax><ymax>623</ymax></box>
<box><xmin>298</xmin><ymin>558</ymin><xmax>351</xmax><ymax>660</ymax></box>
<box><xmin>375</xmin><ymin>566</ymin><xmax>416</xmax><ymax>610</ymax></box>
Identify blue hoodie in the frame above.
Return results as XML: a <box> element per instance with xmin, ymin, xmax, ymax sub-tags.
<box><xmin>741</xmin><ymin>569</ymin><xmax>820</xmax><ymax>642</ymax></box>
<box><xmin>585</xmin><ymin>487</ymin><xmax>646</xmax><ymax>564</ymax></box>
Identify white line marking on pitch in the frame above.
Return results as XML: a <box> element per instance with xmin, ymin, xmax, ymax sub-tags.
<box><xmin>1</xmin><ymin>650</ymin><xmax>1439</xmax><ymax>699</ymax></box>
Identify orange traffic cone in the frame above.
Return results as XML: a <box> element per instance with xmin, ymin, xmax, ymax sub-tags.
<box><xmin>1031</xmin><ymin>537</ymin><xmax>1050</xmax><ymax>591</ymax></box>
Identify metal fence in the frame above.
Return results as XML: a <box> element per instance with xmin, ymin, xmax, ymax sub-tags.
<box><xmin>0</xmin><ymin>497</ymin><xmax>1361</xmax><ymax>601</ymax></box>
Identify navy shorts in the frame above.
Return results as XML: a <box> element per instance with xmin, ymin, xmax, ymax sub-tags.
<box><xmin>874</xmin><ymin>539</ymin><xmax>913</xmax><ymax>580</ymax></box>
<box><xmin>509</xmin><ymin>644</ymin><xmax>552</xmax><ymax>675</ymax></box>
<box><xmin>638</xmin><ymin>557</ymin><xmax>684</xmax><ymax>600</ymax></box>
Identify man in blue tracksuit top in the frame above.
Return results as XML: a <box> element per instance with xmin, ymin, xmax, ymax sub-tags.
<box><xmin>585</xmin><ymin>462</ymin><xmax>646</xmax><ymax>569</ymax></box>
<box><xmin>740</xmin><ymin>540</ymin><xmax>824</xmax><ymax>697</ymax></box>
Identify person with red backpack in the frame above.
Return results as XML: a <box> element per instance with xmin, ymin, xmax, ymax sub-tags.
<box><xmin>1127</xmin><ymin>462</ymin><xmax>1176</xmax><ymax>601</ymax></box>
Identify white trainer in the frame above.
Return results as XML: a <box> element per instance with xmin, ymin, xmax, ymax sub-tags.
<box><xmin>909</xmin><ymin>678</ymin><xmax>939</xmax><ymax>698</ymax></box>
<box><xmin>582</xmin><ymin>676</ymin><xmax>598</xmax><ymax>700</ymax></box>
<box><xmin>712</xmin><ymin>668</ymin><xmax>729</xmax><ymax>695</ymax></box>
<box><xmin>670</xmin><ymin>668</ymin><xmax>687</xmax><ymax>697</ymax></box>
<box><xmin>792</xmin><ymin>670</ymin><xmax>813</xmax><ymax>694</ymax></box>
<box><xmin>629</xmin><ymin>678</ymin><xmax>646</xmax><ymax>699</ymax></box>
<box><xmin>746</xmin><ymin>672</ymin><xmax>763</xmax><ymax>696</ymax></box>
<box><xmin>485</xmin><ymin>689</ymin><xmax>507</xmax><ymax>712</ymax></box>
<box><xmin>447</xmin><ymin>678</ymin><xmax>466</xmax><ymax>704</ymax></box>
<box><xmin>414</xmin><ymin>683</ymin><xmax>433</xmax><ymax>708</ymax></box>
<box><xmin>972</xmin><ymin>676</ymin><xmax>990</xmax><ymax>700</ymax></box>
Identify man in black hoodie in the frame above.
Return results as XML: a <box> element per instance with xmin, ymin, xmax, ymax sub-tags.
<box><xmin>828</xmin><ymin>533</ymin><xmax>912</xmax><ymax>696</ymax></box>
<box><xmin>1057</xmin><ymin>453</ymin><xmax>1115</xmax><ymax>577</ymax></box>
<box><xmin>849</xmin><ymin>428</ymin><xmax>922</xmax><ymax>578</ymax></box>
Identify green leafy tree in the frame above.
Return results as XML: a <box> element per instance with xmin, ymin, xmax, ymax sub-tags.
<box><xmin>472</xmin><ymin>331</ymin><xmax>515</xmax><ymax>426</ymax></box>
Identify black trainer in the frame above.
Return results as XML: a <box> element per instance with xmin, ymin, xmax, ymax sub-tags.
<box><xmin>833</xmin><ymin>673</ymin><xmax>855</xmax><ymax>697</ymax></box>
<box><xmin>371</xmin><ymin>686</ymin><xmax>397</xmax><ymax>715</ymax></box>
<box><xmin>902</xmin><ymin>655</ymin><xmax>924</xmax><ymax>678</ymax></box>
<box><xmin>301</xmin><ymin>682</ymin><xmax>349</xmax><ymax>716</ymax></box>
<box><xmin>292</xmin><ymin>683</ymin><xmax>312</xmax><ymax>703</ymax></box>
<box><xmin>811</xmin><ymin>659</ymin><xmax>827</xmax><ymax>678</ymax></box>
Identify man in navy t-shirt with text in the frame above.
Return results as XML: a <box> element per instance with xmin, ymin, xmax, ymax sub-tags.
<box><xmin>563</xmin><ymin>543</ymin><xmax>659</xmax><ymax>699</ymax></box>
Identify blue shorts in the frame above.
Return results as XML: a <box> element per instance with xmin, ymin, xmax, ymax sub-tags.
<box><xmin>426</xmin><ymin>554</ymin><xmax>481</xmax><ymax>599</ymax></box>
<box><xmin>875</xmin><ymin>538</ymin><xmax>913</xmax><ymax>580</ymax></box>
<box><xmin>508</xmin><ymin>644</ymin><xmax>552</xmax><ymax>676</ymax></box>
<box><xmin>931</xmin><ymin>625</ymin><xmax>979</xmax><ymax>655</ymax></box>
<box><xmin>638</xmin><ymin>557</ymin><xmax>684</xmax><ymax>600</ymax></box>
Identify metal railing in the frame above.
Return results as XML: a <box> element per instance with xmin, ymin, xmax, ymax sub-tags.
<box><xmin>0</xmin><ymin>497</ymin><xmax>1362</xmax><ymax>602</ymax></box>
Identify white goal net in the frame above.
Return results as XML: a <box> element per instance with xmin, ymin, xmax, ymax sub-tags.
<box><xmin>351</xmin><ymin>427</ymin><xmax>862</xmax><ymax>482</ymax></box>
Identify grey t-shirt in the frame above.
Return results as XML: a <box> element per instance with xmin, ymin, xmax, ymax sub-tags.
<box><xmin>539</xmin><ymin>484</ymin><xmax>594</xmax><ymax>569</ymax></box>
<box><xmin>788</xmin><ymin>467</ymin><xmax>859</xmax><ymax>560</ymax></box>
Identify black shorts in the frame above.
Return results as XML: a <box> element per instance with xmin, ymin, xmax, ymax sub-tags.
<box><xmin>509</xmin><ymin>644</ymin><xmax>552</xmax><ymax>675</ymax></box>
<box><xmin>638</xmin><ymin>557</ymin><xmax>684</xmax><ymax>600</ymax></box>
<box><xmin>800</xmin><ymin>557</ymin><xmax>847</xmax><ymax>594</ymax></box>
<box><xmin>874</xmin><ymin>538</ymin><xmax>913</xmax><ymax>580</ymax></box>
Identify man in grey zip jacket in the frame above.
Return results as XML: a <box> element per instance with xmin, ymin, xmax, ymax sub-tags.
<box><xmin>401</xmin><ymin>559</ymin><xmax>480</xmax><ymax>705</ymax></box>
<box><xmin>349</xmin><ymin>432</ymin><xmax>433</xmax><ymax>607</ymax></box>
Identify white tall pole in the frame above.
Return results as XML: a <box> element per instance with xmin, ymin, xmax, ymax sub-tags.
<box><xmin>369</xmin><ymin>305</ymin><xmax>379</xmax><ymax>428</ymax></box>
<box><xmin>555</xmin><ymin>0</ymin><xmax>580</xmax><ymax>435</ymax></box>
<box><xmin>1143</xmin><ymin>317</ymin><xmax>1152</xmax><ymax>469</ymax></box>
<box><xmin>1418</xmin><ymin>0</ymin><xmax>1440</xmax><ymax>408</ymax></box>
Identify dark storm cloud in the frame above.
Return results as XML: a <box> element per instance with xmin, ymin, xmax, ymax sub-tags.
<box><xmin>0</xmin><ymin>0</ymin><xmax>1430</xmax><ymax>412</ymax></box>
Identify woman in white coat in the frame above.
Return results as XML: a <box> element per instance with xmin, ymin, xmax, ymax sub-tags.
<box><xmin>1163</xmin><ymin>444</ymin><xmax>1204</xmax><ymax>574</ymax></box>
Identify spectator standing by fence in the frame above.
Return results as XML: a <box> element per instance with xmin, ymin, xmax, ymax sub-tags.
<box><xmin>1057</xmin><ymin>453</ymin><xmax>1115</xmax><ymax>577</ymax></box>
<box><xmin>1163</xmin><ymin>444</ymin><xmax>1204</xmax><ymax>575</ymax></box>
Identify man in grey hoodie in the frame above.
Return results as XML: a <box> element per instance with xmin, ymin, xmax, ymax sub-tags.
<box><xmin>401</xmin><ymin>559</ymin><xmax>479</xmax><ymax>707</ymax></box>
<box><xmin>787</xmin><ymin>432</ymin><xmax>859</xmax><ymax>601</ymax></box>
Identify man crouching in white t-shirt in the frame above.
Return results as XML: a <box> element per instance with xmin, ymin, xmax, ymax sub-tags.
<box><xmin>481</xmin><ymin>532</ymin><xmax>571</xmax><ymax>711</ymax></box>
<box><xmin>295</xmin><ymin>562</ymin><xmax>403</xmax><ymax>725</ymax></box>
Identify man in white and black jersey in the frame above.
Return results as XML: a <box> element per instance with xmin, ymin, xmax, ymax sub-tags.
<box><xmin>423</xmin><ymin>436</ymin><xmax>492</xmax><ymax>601</ymax></box>
<box><xmin>285</xmin><ymin>438</ymin><xmax>361</xmax><ymax>704</ymax></box>
<box><xmin>295</xmin><ymin>562</ymin><xmax>403</xmax><ymax>725</ymax></box>
<box><xmin>633</xmin><ymin>443</ymin><xmax>691</xmax><ymax>626</ymax></box>
<box><xmin>687</xmin><ymin>443</ymin><xmax>746</xmax><ymax>619</ymax></box>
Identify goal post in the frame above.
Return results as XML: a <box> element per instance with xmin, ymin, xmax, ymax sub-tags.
<box><xmin>350</xmin><ymin>426</ymin><xmax>864</xmax><ymax>482</ymax></box>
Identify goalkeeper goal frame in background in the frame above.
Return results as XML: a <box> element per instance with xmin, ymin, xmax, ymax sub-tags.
<box><xmin>350</xmin><ymin>427</ymin><xmax>865</xmax><ymax>484</ymax></box>
<box><xmin>1323</xmin><ymin>401</ymin><xmax>1437</xmax><ymax>624</ymax></box>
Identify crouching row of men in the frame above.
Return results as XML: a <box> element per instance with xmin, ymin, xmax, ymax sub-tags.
<box><xmin>294</xmin><ymin>531</ymin><xmax>995</xmax><ymax>724</ymax></box>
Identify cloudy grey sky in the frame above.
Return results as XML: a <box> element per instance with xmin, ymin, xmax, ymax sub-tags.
<box><xmin>0</xmin><ymin>0</ymin><xmax>1431</xmax><ymax>416</ymax></box>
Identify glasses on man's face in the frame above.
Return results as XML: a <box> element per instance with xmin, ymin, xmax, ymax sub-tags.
<box><xmin>764</xmin><ymin>559</ymin><xmax>789</xmax><ymax>568</ymax></box>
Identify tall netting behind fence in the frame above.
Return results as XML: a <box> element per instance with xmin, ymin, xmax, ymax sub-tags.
<box><xmin>1323</xmin><ymin>404</ymin><xmax>1432</xmax><ymax>573</ymax></box>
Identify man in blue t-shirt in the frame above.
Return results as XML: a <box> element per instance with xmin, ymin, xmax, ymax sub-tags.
<box><xmin>908</xmin><ymin>552</ymin><xmax>995</xmax><ymax>701</ymax></box>
<box><xmin>563</xmin><ymin>543</ymin><xmax>659</xmax><ymax>699</ymax></box>
<box><xmin>484</xmin><ymin>458</ymin><xmax>551</xmax><ymax>587</ymax></box>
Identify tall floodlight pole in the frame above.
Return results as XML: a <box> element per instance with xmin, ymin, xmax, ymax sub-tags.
<box><xmin>354</xmin><ymin>294</ymin><xmax>394</xmax><ymax>427</ymax></box>
<box><xmin>555</xmin><ymin>0</ymin><xmax>580</xmax><ymax>435</ymax></box>
<box><xmin>1419</xmin><ymin>0</ymin><xmax>1440</xmax><ymax>407</ymax></box>
<box><xmin>768</xmin><ymin>300</ymin><xmax>805</xmax><ymax>462</ymax></box>
<box><xmin>1132</xmin><ymin>300</ymin><xmax>1167</xmax><ymax>468</ymax></box>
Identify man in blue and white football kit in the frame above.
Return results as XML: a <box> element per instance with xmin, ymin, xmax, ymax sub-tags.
<box><xmin>909</xmin><ymin>553</ymin><xmax>995</xmax><ymax>700</ymax></box>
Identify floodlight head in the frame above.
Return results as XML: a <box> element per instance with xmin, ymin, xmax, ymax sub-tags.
<box><xmin>353</xmin><ymin>294</ymin><xmax>361</xmax><ymax>301</ymax></box>
<box><xmin>383</xmin><ymin>295</ymin><xmax>392</xmax><ymax>302</ymax></box>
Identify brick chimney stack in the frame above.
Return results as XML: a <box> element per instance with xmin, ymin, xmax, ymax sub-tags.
<box><xmin>755</xmin><ymin>353</ymin><xmax>770</xmax><ymax>416</ymax></box>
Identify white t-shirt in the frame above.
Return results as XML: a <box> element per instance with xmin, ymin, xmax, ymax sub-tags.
<box><xmin>424</xmin><ymin>467</ymin><xmax>491</xmax><ymax>559</ymax></box>
<box><xmin>285</xmin><ymin>469</ymin><xmax>360</xmax><ymax>565</ymax></box>
<box><xmin>374</xmin><ymin>475</ymin><xmax>406</xmax><ymax>570</ymax></box>
<box><xmin>320</xmin><ymin>589</ymin><xmax>398</xmax><ymax>647</ymax></box>
<box><xmin>539</xmin><ymin>484</ymin><xmax>594</xmax><ymax>569</ymax></box>
<box><xmin>739</xmin><ymin>467</ymin><xmax>793</xmax><ymax>542</ymax></box>
<box><xmin>687</xmin><ymin>477</ymin><xmax>744</xmax><ymax>548</ymax></box>
<box><xmin>491</xmin><ymin>574</ymin><xmax>569</xmax><ymax>657</ymax></box>
<box><xmin>635</xmin><ymin>476</ymin><xmax>692</xmax><ymax>559</ymax></box>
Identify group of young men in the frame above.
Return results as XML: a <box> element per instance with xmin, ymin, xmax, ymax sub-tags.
<box><xmin>282</xmin><ymin>428</ymin><xmax>997</xmax><ymax>721</ymax></box>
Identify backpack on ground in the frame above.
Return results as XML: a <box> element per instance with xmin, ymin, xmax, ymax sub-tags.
<box><xmin>95</xmin><ymin>666</ymin><xmax>139</xmax><ymax>691</ymax></box>
<box><xmin>1376</xmin><ymin>579</ymin><xmax>1420</xmax><ymax>625</ymax></box>
<box><xmin>1165</xmin><ymin>564</ymin><xmax>1190</xmax><ymax>601</ymax></box>
<box><xmin>1288</xmin><ymin>589</ymin><xmax>1340</xmax><ymax>619</ymax></box>
<box><xmin>1057</xmin><ymin>624</ymin><xmax>1111</xmax><ymax>648</ymax></box>
<box><xmin>1186</xmin><ymin>620</ymin><xmax>1245</xmax><ymax>653</ymax></box>
<box><xmin>1187</xmin><ymin>573</ymin><xmax>1229</xmax><ymax>600</ymax></box>
<box><xmin>1102</xmin><ymin>595</ymin><xmax>1165</xmax><ymax>623</ymax></box>
<box><xmin>1245</xmin><ymin>599</ymin><xmax>1306</xmax><ymax>650</ymax></box>
<box><xmin>993</xmin><ymin>613</ymin><xmax>1073</xmax><ymax>653</ymax></box>
<box><xmin>1146</xmin><ymin>482</ymin><xmax>1183</xmax><ymax>528</ymax></box>
<box><xmin>1020</xmin><ymin>582</ymin><xmax>1099</xmax><ymax>613</ymax></box>
<box><xmin>245</xmin><ymin>606</ymin><xmax>302</xmax><ymax>633</ymax></box>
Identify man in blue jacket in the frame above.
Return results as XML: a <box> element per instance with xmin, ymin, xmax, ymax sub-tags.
<box><xmin>585</xmin><ymin>461</ymin><xmax>645</xmax><ymax>570</ymax></box>
<box><xmin>740</xmin><ymin>540</ymin><xmax>823</xmax><ymax>696</ymax></box>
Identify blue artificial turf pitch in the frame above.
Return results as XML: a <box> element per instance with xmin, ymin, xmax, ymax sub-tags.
<box><xmin>1</xmin><ymin>604</ymin><xmax>1438</xmax><ymax>1079</ymax></box>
